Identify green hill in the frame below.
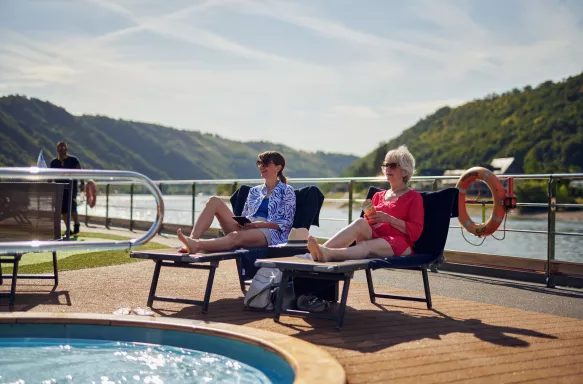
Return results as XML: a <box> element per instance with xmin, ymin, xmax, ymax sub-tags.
<box><xmin>345</xmin><ymin>72</ymin><xmax>583</xmax><ymax>177</ymax></box>
<box><xmin>0</xmin><ymin>96</ymin><xmax>357</xmax><ymax>180</ymax></box>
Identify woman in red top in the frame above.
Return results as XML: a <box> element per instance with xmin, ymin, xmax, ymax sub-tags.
<box><xmin>307</xmin><ymin>145</ymin><xmax>424</xmax><ymax>262</ymax></box>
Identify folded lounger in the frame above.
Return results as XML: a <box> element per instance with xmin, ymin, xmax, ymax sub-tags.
<box><xmin>130</xmin><ymin>184</ymin><xmax>324</xmax><ymax>312</ymax></box>
<box><xmin>255</xmin><ymin>187</ymin><xmax>459</xmax><ymax>329</ymax></box>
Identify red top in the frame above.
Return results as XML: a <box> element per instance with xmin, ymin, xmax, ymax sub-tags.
<box><xmin>369</xmin><ymin>190</ymin><xmax>424</xmax><ymax>254</ymax></box>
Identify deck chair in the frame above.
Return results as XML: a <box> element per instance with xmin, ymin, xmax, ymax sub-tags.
<box><xmin>131</xmin><ymin>185</ymin><xmax>324</xmax><ymax>312</ymax></box>
<box><xmin>0</xmin><ymin>182</ymin><xmax>65</xmax><ymax>307</ymax></box>
<box><xmin>256</xmin><ymin>187</ymin><xmax>459</xmax><ymax>329</ymax></box>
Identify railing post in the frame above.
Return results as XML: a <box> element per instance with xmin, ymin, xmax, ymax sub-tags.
<box><xmin>129</xmin><ymin>183</ymin><xmax>134</xmax><ymax>231</ymax></box>
<box><xmin>84</xmin><ymin>188</ymin><xmax>89</xmax><ymax>226</ymax></box>
<box><xmin>231</xmin><ymin>182</ymin><xmax>238</xmax><ymax>194</ymax></box>
<box><xmin>432</xmin><ymin>179</ymin><xmax>438</xmax><ymax>192</ymax></box>
<box><xmin>158</xmin><ymin>183</ymin><xmax>164</xmax><ymax>234</ymax></box>
<box><xmin>546</xmin><ymin>176</ymin><xmax>556</xmax><ymax>288</ymax></box>
<box><xmin>348</xmin><ymin>180</ymin><xmax>354</xmax><ymax>224</ymax></box>
<box><xmin>192</xmin><ymin>182</ymin><xmax>196</xmax><ymax>226</ymax></box>
<box><xmin>105</xmin><ymin>183</ymin><xmax>110</xmax><ymax>229</ymax></box>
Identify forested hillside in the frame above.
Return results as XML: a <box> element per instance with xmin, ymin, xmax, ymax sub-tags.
<box><xmin>345</xmin><ymin>72</ymin><xmax>583</xmax><ymax>177</ymax></box>
<box><xmin>0</xmin><ymin>96</ymin><xmax>357</xmax><ymax>179</ymax></box>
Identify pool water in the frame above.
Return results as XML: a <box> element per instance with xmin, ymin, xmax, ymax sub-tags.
<box><xmin>0</xmin><ymin>324</ymin><xmax>295</xmax><ymax>384</ymax></box>
<box><xmin>0</xmin><ymin>338</ymin><xmax>270</xmax><ymax>383</ymax></box>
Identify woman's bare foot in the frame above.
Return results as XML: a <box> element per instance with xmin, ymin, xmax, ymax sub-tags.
<box><xmin>177</xmin><ymin>229</ymin><xmax>201</xmax><ymax>254</ymax></box>
<box><xmin>307</xmin><ymin>235</ymin><xmax>324</xmax><ymax>261</ymax></box>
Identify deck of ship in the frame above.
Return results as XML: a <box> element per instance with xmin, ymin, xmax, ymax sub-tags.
<box><xmin>2</xmin><ymin>231</ymin><xmax>583</xmax><ymax>384</ymax></box>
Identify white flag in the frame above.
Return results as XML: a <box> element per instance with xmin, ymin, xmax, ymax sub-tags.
<box><xmin>37</xmin><ymin>150</ymin><xmax>48</xmax><ymax>168</ymax></box>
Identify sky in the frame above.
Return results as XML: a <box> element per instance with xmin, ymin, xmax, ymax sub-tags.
<box><xmin>1</xmin><ymin>0</ymin><xmax>582</xmax><ymax>156</ymax></box>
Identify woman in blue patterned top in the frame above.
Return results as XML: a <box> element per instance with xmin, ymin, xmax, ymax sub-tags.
<box><xmin>178</xmin><ymin>151</ymin><xmax>296</xmax><ymax>254</ymax></box>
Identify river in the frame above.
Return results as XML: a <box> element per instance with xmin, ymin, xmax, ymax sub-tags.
<box><xmin>79</xmin><ymin>194</ymin><xmax>583</xmax><ymax>263</ymax></box>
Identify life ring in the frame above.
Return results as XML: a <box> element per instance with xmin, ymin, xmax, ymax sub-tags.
<box><xmin>86</xmin><ymin>179</ymin><xmax>97</xmax><ymax>208</ymax></box>
<box><xmin>456</xmin><ymin>167</ymin><xmax>506</xmax><ymax>237</ymax></box>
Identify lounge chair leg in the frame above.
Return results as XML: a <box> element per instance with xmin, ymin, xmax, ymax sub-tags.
<box><xmin>10</xmin><ymin>256</ymin><xmax>20</xmax><ymax>308</ymax></box>
<box><xmin>236</xmin><ymin>258</ymin><xmax>246</xmax><ymax>294</ymax></box>
<box><xmin>52</xmin><ymin>251</ymin><xmax>59</xmax><ymax>286</ymax></box>
<box><xmin>421</xmin><ymin>266</ymin><xmax>432</xmax><ymax>309</ymax></box>
<box><xmin>147</xmin><ymin>260</ymin><xmax>162</xmax><ymax>307</ymax></box>
<box><xmin>336</xmin><ymin>274</ymin><xmax>352</xmax><ymax>330</ymax></box>
<box><xmin>201</xmin><ymin>262</ymin><xmax>218</xmax><ymax>313</ymax></box>
<box><xmin>365</xmin><ymin>268</ymin><xmax>376</xmax><ymax>303</ymax></box>
<box><xmin>273</xmin><ymin>271</ymin><xmax>290</xmax><ymax>322</ymax></box>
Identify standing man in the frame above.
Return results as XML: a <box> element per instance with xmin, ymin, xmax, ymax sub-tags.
<box><xmin>50</xmin><ymin>141</ymin><xmax>84</xmax><ymax>235</ymax></box>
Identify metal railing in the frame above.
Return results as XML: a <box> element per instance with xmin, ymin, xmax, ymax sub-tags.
<box><xmin>88</xmin><ymin>173</ymin><xmax>583</xmax><ymax>286</ymax></box>
<box><xmin>0</xmin><ymin>167</ymin><xmax>164</xmax><ymax>254</ymax></box>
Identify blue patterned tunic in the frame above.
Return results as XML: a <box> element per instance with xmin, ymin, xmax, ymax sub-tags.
<box><xmin>241</xmin><ymin>182</ymin><xmax>296</xmax><ymax>245</ymax></box>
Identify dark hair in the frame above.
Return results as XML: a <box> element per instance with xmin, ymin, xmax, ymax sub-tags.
<box><xmin>56</xmin><ymin>141</ymin><xmax>67</xmax><ymax>147</ymax></box>
<box><xmin>258</xmin><ymin>151</ymin><xmax>287</xmax><ymax>183</ymax></box>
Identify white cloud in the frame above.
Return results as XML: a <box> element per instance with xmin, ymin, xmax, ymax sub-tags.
<box><xmin>0</xmin><ymin>0</ymin><xmax>582</xmax><ymax>157</ymax></box>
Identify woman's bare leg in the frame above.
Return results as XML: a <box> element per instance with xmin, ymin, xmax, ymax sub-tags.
<box><xmin>316</xmin><ymin>238</ymin><xmax>400</xmax><ymax>262</ymax></box>
<box><xmin>178</xmin><ymin>228</ymin><xmax>267</xmax><ymax>254</ymax></box>
<box><xmin>190</xmin><ymin>196</ymin><xmax>240</xmax><ymax>239</ymax></box>
<box><xmin>323</xmin><ymin>218</ymin><xmax>373</xmax><ymax>248</ymax></box>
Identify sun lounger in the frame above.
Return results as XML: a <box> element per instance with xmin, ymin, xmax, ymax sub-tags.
<box><xmin>0</xmin><ymin>182</ymin><xmax>65</xmax><ymax>307</ymax></box>
<box><xmin>130</xmin><ymin>185</ymin><xmax>324</xmax><ymax>312</ymax></box>
<box><xmin>255</xmin><ymin>187</ymin><xmax>459</xmax><ymax>329</ymax></box>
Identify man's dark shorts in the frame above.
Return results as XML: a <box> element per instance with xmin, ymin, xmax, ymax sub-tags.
<box><xmin>61</xmin><ymin>189</ymin><xmax>78</xmax><ymax>214</ymax></box>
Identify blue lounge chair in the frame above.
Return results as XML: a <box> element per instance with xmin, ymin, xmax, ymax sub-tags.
<box><xmin>131</xmin><ymin>185</ymin><xmax>324</xmax><ymax>312</ymax></box>
<box><xmin>256</xmin><ymin>187</ymin><xmax>459</xmax><ymax>329</ymax></box>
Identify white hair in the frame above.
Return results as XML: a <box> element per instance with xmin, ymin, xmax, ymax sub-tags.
<box><xmin>384</xmin><ymin>145</ymin><xmax>416</xmax><ymax>183</ymax></box>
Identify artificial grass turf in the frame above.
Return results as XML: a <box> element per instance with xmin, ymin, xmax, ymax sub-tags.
<box><xmin>2</xmin><ymin>232</ymin><xmax>169</xmax><ymax>274</ymax></box>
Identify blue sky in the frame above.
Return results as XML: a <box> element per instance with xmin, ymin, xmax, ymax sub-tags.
<box><xmin>1</xmin><ymin>0</ymin><xmax>582</xmax><ymax>156</ymax></box>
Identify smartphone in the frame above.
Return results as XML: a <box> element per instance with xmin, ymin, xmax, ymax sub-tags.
<box><xmin>232</xmin><ymin>216</ymin><xmax>252</xmax><ymax>226</ymax></box>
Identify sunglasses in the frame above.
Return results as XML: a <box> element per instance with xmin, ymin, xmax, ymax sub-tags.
<box><xmin>256</xmin><ymin>160</ymin><xmax>274</xmax><ymax>167</ymax></box>
<box><xmin>381</xmin><ymin>162</ymin><xmax>399</xmax><ymax>170</ymax></box>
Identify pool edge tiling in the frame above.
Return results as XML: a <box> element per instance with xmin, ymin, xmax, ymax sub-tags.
<box><xmin>0</xmin><ymin>312</ymin><xmax>346</xmax><ymax>384</ymax></box>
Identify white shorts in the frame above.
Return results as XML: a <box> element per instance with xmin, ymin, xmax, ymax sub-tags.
<box><xmin>250</xmin><ymin>216</ymin><xmax>272</xmax><ymax>245</ymax></box>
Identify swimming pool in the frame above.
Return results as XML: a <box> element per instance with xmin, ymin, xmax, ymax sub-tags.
<box><xmin>0</xmin><ymin>314</ymin><xmax>345</xmax><ymax>384</ymax></box>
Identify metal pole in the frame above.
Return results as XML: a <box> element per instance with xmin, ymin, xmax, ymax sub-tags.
<box><xmin>432</xmin><ymin>179</ymin><xmax>438</xmax><ymax>192</ymax></box>
<box><xmin>105</xmin><ymin>183</ymin><xmax>110</xmax><ymax>229</ymax></box>
<box><xmin>192</xmin><ymin>182</ymin><xmax>196</xmax><ymax>226</ymax></box>
<box><xmin>129</xmin><ymin>183</ymin><xmax>134</xmax><ymax>231</ymax></box>
<box><xmin>348</xmin><ymin>180</ymin><xmax>354</xmax><ymax>224</ymax></box>
<box><xmin>546</xmin><ymin>177</ymin><xmax>556</xmax><ymax>288</ymax></box>
<box><xmin>158</xmin><ymin>183</ymin><xmax>163</xmax><ymax>234</ymax></box>
<box><xmin>84</xmin><ymin>186</ymin><xmax>88</xmax><ymax>226</ymax></box>
<box><xmin>231</xmin><ymin>182</ymin><xmax>238</xmax><ymax>194</ymax></box>
<box><xmin>65</xmin><ymin>180</ymin><xmax>73</xmax><ymax>239</ymax></box>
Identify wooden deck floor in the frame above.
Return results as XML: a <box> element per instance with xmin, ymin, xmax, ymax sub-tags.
<box><xmin>2</xmin><ymin>258</ymin><xmax>583</xmax><ymax>383</ymax></box>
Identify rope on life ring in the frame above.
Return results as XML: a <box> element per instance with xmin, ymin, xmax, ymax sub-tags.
<box><xmin>86</xmin><ymin>179</ymin><xmax>97</xmax><ymax>208</ymax></box>
<box><xmin>456</xmin><ymin>167</ymin><xmax>506</xmax><ymax>237</ymax></box>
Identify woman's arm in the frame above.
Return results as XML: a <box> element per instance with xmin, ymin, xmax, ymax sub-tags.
<box><xmin>367</xmin><ymin>193</ymin><xmax>424</xmax><ymax>239</ymax></box>
<box><xmin>270</xmin><ymin>185</ymin><xmax>296</xmax><ymax>232</ymax></box>
<box><xmin>245</xmin><ymin>221</ymin><xmax>280</xmax><ymax>230</ymax></box>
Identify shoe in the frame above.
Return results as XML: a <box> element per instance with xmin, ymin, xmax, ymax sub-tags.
<box><xmin>73</xmin><ymin>223</ymin><xmax>80</xmax><ymax>234</ymax></box>
<box><xmin>296</xmin><ymin>294</ymin><xmax>331</xmax><ymax>313</ymax></box>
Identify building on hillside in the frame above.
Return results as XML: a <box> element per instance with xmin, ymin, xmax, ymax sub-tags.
<box><xmin>491</xmin><ymin>157</ymin><xmax>520</xmax><ymax>175</ymax></box>
<box><xmin>439</xmin><ymin>157</ymin><xmax>518</xmax><ymax>196</ymax></box>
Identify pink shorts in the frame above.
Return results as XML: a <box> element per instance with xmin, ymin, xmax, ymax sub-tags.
<box><xmin>371</xmin><ymin>231</ymin><xmax>412</xmax><ymax>256</ymax></box>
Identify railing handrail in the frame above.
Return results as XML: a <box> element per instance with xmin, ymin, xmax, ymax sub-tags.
<box><xmin>0</xmin><ymin>167</ymin><xmax>164</xmax><ymax>254</ymax></box>
<box><xmin>90</xmin><ymin>172</ymin><xmax>583</xmax><ymax>185</ymax></box>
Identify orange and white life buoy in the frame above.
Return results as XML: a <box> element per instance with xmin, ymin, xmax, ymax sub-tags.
<box><xmin>456</xmin><ymin>167</ymin><xmax>506</xmax><ymax>237</ymax></box>
<box><xmin>86</xmin><ymin>179</ymin><xmax>97</xmax><ymax>208</ymax></box>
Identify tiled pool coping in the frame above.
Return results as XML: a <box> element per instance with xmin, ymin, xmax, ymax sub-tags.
<box><xmin>0</xmin><ymin>312</ymin><xmax>346</xmax><ymax>384</ymax></box>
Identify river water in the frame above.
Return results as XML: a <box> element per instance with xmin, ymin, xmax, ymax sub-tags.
<box><xmin>80</xmin><ymin>194</ymin><xmax>583</xmax><ymax>263</ymax></box>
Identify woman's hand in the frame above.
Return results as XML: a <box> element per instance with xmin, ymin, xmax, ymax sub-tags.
<box><xmin>366</xmin><ymin>212</ymin><xmax>393</xmax><ymax>226</ymax></box>
<box><xmin>242</xmin><ymin>222</ymin><xmax>260</xmax><ymax>230</ymax></box>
